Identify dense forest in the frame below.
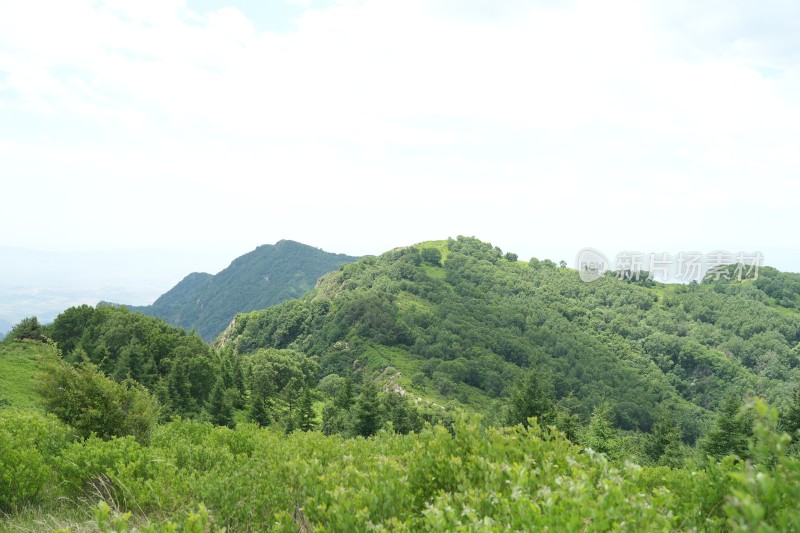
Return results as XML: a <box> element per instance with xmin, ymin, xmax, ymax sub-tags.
<box><xmin>2</xmin><ymin>236</ymin><xmax>800</xmax><ymax>530</ymax></box>
<box><xmin>120</xmin><ymin>240</ymin><xmax>359</xmax><ymax>341</ymax></box>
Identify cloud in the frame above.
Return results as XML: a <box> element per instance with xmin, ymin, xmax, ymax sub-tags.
<box><xmin>0</xmin><ymin>0</ymin><xmax>798</xmax><ymax>267</ymax></box>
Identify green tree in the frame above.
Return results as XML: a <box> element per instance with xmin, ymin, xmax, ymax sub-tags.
<box><xmin>166</xmin><ymin>357</ymin><xmax>199</xmax><ymax>416</ymax></box>
<box><xmin>245</xmin><ymin>348</ymin><xmax>317</xmax><ymax>429</ymax></box>
<box><xmin>249</xmin><ymin>364</ymin><xmax>275</xmax><ymax>427</ymax></box>
<box><xmin>37</xmin><ymin>357</ymin><xmax>159</xmax><ymax>443</ymax></box>
<box><xmin>646</xmin><ymin>410</ymin><xmax>684</xmax><ymax>467</ymax></box>
<box><xmin>207</xmin><ymin>378</ymin><xmax>236</xmax><ymax>428</ymax></box>
<box><xmin>295</xmin><ymin>387</ymin><xmax>316</xmax><ymax>432</ymax></box>
<box><xmin>582</xmin><ymin>403</ymin><xmax>619</xmax><ymax>457</ymax></box>
<box><xmin>420</xmin><ymin>247</ymin><xmax>442</xmax><ymax>267</ymax></box>
<box><xmin>7</xmin><ymin>317</ymin><xmax>46</xmax><ymax>342</ymax></box>
<box><xmin>703</xmin><ymin>395</ymin><xmax>753</xmax><ymax>459</ymax></box>
<box><xmin>505</xmin><ymin>369</ymin><xmax>555</xmax><ymax>428</ymax></box>
<box><xmin>321</xmin><ymin>402</ymin><xmax>350</xmax><ymax>436</ymax></box>
<box><xmin>780</xmin><ymin>387</ymin><xmax>800</xmax><ymax>437</ymax></box>
<box><xmin>382</xmin><ymin>392</ymin><xmax>421</xmax><ymax>434</ymax></box>
<box><xmin>353</xmin><ymin>382</ymin><xmax>381</xmax><ymax>437</ymax></box>
<box><xmin>335</xmin><ymin>377</ymin><xmax>354</xmax><ymax>410</ymax></box>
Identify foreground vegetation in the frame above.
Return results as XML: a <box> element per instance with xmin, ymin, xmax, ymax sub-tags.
<box><xmin>3</xmin><ymin>396</ymin><xmax>800</xmax><ymax>531</ymax></box>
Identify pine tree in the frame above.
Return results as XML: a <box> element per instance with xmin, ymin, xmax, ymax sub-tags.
<box><xmin>582</xmin><ymin>403</ymin><xmax>619</xmax><ymax>457</ymax></box>
<box><xmin>207</xmin><ymin>378</ymin><xmax>235</xmax><ymax>428</ymax></box>
<box><xmin>353</xmin><ymin>382</ymin><xmax>381</xmax><ymax>437</ymax></box>
<box><xmin>646</xmin><ymin>410</ymin><xmax>684</xmax><ymax>467</ymax></box>
<box><xmin>250</xmin><ymin>394</ymin><xmax>272</xmax><ymax>426</ymax></box>
<box><xmin>505</xmin><ymin>368</ymin><xmax>555</xmax><ymax>428</ymax></box>
<box><xmin>295</xmin><ymin>387</ymin><xmax>316</xmax><ymax>432</ymax></box>
<box><xmin>703</xmin><ymin>395</ymin><xmax>753</xmax><ymax>459</ymax></box>
<box><xmin>780</xmin><ymin>387</ymin><xmax>800</xmax><ymax>437</ymax></box>
<box><xmin>229</xmin><ymin>356</ymin><xmax>246</xmax><ymax>409</ymax></box>
<box><xmin>382</xmin><ymin>392</ymin><xmax>421</xmax><ymax>434</ymax></box>
<box><xmin>335</xmin><ymin>378</ymin><xmax>353</xmax><ymax>410</ymax></box>
<box><xmin>167</xmin><ymin>359</ymin><xmax>198</xmax><ymax>416</ymax></box>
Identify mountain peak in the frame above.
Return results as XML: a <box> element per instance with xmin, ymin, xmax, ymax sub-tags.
<box><xmin>123</xmin><ymin>241</ymin><xmax>359</xmax><ymax>340</ymax></box>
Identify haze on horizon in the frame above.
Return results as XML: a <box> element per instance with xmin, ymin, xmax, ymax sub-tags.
<box><xmin>1</xmin><ymin>0</ymin><xmax>799</xmax><ymax>327</ymax></box>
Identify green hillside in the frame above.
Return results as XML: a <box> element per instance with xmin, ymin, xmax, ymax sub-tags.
<box><xmin>0</xmin><ymin>341</ymin><xmax>51</xmax><ymax>409</ymax></box>
<box><xmin>124</xmin><ymin>240</ymin><xmax>359</xmax><ymax>341</ymax></box>
<box><xmin>223</xmin><ymin>236</ymin><xmax>800</xmax><ymax>441</ymax></box>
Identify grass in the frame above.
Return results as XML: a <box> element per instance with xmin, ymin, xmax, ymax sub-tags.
<box><xmin>0</xmin><ymin>501</ymin><xmax>97</xmax><ymax>532</ymax></box>
<box><xmin>357</xmin><ymin>342</ymin><xmax>498</xmax><ymax>416</ymax></box>
<box><xmin>0</xmin><ymin>341</ymin><xmax>50</xmax><ymax>409</ymax></box>
<box><xmin>394</xmin><ymin>291</ymin><xmax>434</xmax><ymax>314</ymax></box>
<box><xmin>415</xmin><ymin>240</ymin><xmax>451</xmax><ymax>262</ymax></box>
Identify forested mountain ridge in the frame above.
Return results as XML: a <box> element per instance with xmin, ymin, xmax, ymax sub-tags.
<box><xmin>222</xmin><ymin>237</ymin><xmax>800</xmax><ymax>441</ymax></box>
<box><xmin>120</xmin><ymin>240</ymin><xmax>359</xmax><ymax>341</ymax></box>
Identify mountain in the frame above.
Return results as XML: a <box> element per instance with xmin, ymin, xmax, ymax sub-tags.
<box><xmin>219</xmin><ymin>236</ymin><xmax>800</xmax><ymax>440</ymax></box>
<box><xmin>123</xmin><ymin>240</ymin><xmax>359</xmax><ymax>341</ymax></box>
<box><xmin>6</xmin><ymin>236</ymin><xmax>800</xmax><ymax>531</ymax></box>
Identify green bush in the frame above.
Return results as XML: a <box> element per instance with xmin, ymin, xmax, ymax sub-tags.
<box><xmin>38</xmin><ymin>357</ymin><xmax>160</xmax><ymax>443</ymax></box>
<box><xmin>0</xmin><ymin>429</ymin><xmax>50</xmax><ymax>510</ymax></box>
<box><xmin>0</xmin><ymin>407</ymin><xmax>76</xmax><ymax>457</ymax></box>
<box><xmin>0</xmin><ymin>408</ymin><xmax>74</xmax><ymax>510</ymax></box>
<box><xmin>56</xmin><ymin>435</ymin><xmax>161</xmax><ymax>509</ymax></box>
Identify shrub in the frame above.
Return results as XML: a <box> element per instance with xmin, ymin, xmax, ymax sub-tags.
<box><xmin>0</xmin><ymin>408</ymin><xmax>74</xmax><ymax>510</ymax></box>
<box><xmin>6</xmin><ymin>316</ymin><xmax>47</xmax><ymax>342</ymax></box>
<box><xmin>0</xmin><ymin>429</ymin><xmax>50</xmax><ymax>510</ymax></box>
<box><xmin>38</xmin><ymin>357</ymin><xmax>160</xmax><ymax>443</ymax></box>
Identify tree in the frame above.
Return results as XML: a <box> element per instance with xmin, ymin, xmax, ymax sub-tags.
<box><xmin>7</xmin><ymin>317</ymin><xmax>46</xmax><ymax>343</ymax></box>
<box><xmin>48</xmin><ymin>304</ymin><xmax>94</xmax><ymax>354</ymax></box>
<box><xmin>294</xmin><ymin>387</ymin><xmax>316</xmax><ymax>432</ymax></box>
<box><xmin>703</xmin><ymin>395</ymin><xmax>753</xmax><ymax>459</ymax></box>
<box><xmin>646</xmin><ymin>410</ymin><xmax>684</xmax><ymax>467</ymax></box>
<box><xmin>353</xmin><ymin>382</ymin><xmax>381</xmax><ymax>437</ymax></box>
<box><xmin>420</xmin><ymin>247</ymin><xmax>442</xmax><ymax>267</ymax></box>
<box><xmin>38</xmin><ymin>357</ymin><xmax>159</xmax><ymax>443</ymax></box>
<box><xmin>504</xmin><ymin>252</ymin><xmax>518</xmax><ymax>262</ymax></box>
<box><xmin>382</xmin><ymin>392</ymin><xmax>421</xmax><ymax>434</ymax></box>
<box><xmin>582</xmin><ymin>403</ymin><xmax>619</xmax><ymax>457</ymax></box>
<box><xmin>505</xmin><ymin>369</ymin><xmax>555</xmax><ymax>428</ymax></box>
<box><xmin>245</xmin><ymin>348</ymin><xmax>317</xmax><ymax>429</ymax></box>
<box><xmin>250</xmin><ymin>394</ymin><xmax>272</xmax><ymax>427</ymax></box>
<box><xmin>321</xmin><ymin>402</ymin><xmax>350</xmax><ymax>436</ymax></box>
<box><xmin>780</xmin><ymin>387</ymin><xmax>800</xmax><ymax>437</ymax></box>
<box><xmin>249</xmin><ymin>363</ymin><xmax>275</xmax><ymax>427</ymax></box>
<box><xmin>222</xmin><ymin>354</ymin><xmax>246</xmax><ymax>409</ymax></box>
<box><xmin>166</xmin><ymin>358</ymin><xmax>199</xmax><ymax>416</ymax></box>
<box><xmin>207</xmin><ymin>378</ymin><xmax>236</xmax><ymax>428</ymax></box>
<box><xmin>334</xmin><ymin>377</ymin><xmax>354</xmax><ymax>410</ymax></box>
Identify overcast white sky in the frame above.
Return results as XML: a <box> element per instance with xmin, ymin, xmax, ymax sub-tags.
<box><xmin>1</xmin><ymin>0</ymin><xmax>799</xmax><ymax>278</ymax></box>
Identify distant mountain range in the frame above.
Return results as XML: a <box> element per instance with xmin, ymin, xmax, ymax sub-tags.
<box><xmin>118</xmin><ymin>240</ymin><xmax>359</xmax><ymax>341</ymax></box>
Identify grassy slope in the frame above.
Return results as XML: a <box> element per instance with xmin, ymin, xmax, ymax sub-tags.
<box><xmin>0</xmin><ymin>341</ymin><xmax>50</xmax><ymax>409</ymax></box>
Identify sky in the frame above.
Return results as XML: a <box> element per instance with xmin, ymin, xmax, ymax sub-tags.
<box><xmin>1</xmin><ymin>0</ymin><xmax>799</xmax><ymax>297</ymax></box>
